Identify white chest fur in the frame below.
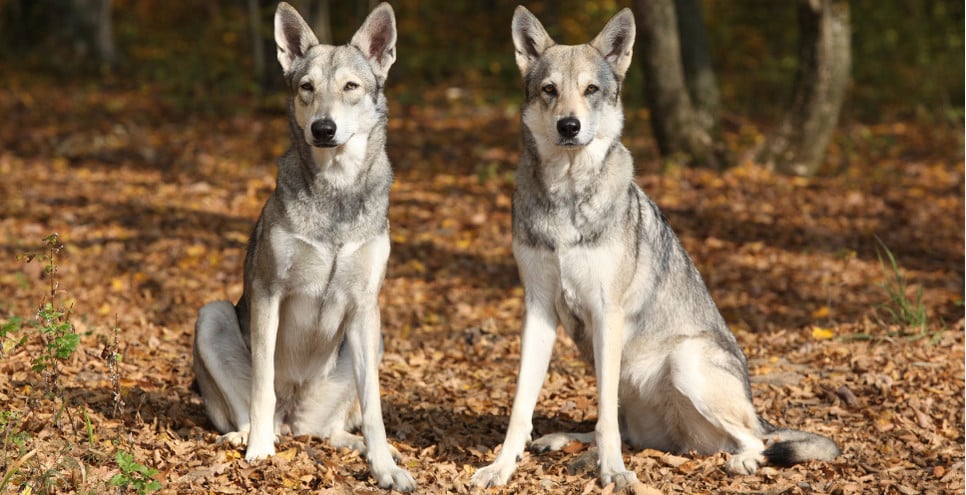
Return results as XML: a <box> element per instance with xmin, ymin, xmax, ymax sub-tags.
<box><xmin>269</xmin><ymin>229</ymin><xmax>389</xmax><ymax>383</ymax></box>
<box><xmin>515</xmin><ymin>239</ymin><xmax>623</xmax><ymax>343</ymax></box>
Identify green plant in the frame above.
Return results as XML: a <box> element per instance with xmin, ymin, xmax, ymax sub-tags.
<box><xmin>0</xmin><ymin>234</ymin><xmax>87</xmax><ymax>494</ymax></box>
<box><xmin>10</xmin><ymin>234</ymin><xmax>81</xmax><ymax>393</ymax></box>
<box><xmin>82</xmin><ymin>408</ymin><xmax>95</xmax><ymax>449</ymax></box>
<box><xmin>110</xmin><ymin>450</ymin><xmax>161</xmax><ymax>495</ymax></box>
<box><xmin>875</xmin><ymin>237</ymin><xmax>927</xmax><ymax>334</ymax></box>
<box><xmin>0</xmin><ymin>411</ymin><xmax>30</xmax><ymax>453</ymax></box>
<box><xmin>32</xmin><ymin>302</ymin><xmax>80</xmax><ymax>379</ymax></box>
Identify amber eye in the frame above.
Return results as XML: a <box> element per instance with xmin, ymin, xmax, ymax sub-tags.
<box><xmin>300</xmin><ymin>81</ymin><xmax>314</xmax><ymax>92</ymax></box>
<box><xmin>344</xmin><ymin>81</ymin><xmax>359</xmax><ymax>91</ymax></box>
<box><xmin>542</xmin><ymin>84</ymin><xmax>557</xmax><ymax>96</ymax></box>
<box><xmin>585</xmin><ymin>84</ymin><xmax>599</xmax><ymax>95</ymax></box>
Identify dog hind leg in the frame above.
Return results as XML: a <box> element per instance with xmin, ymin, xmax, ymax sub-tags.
<box><xmin>665</xmin><ymin>338</ymin><xmax>767</xmax><ymax>475</ymax></box>
<box><xmin>193</xmin><ymin>301</ymin><xmax>254</xmax><ymax>445</ymax></box>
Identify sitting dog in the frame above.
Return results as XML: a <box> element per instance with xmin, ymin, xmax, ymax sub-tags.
<box><xmin>471</xmin><ymin>6</ymin><xmax>840</xmax><ymax>489</ymax></box>
<box><xmin>192</xmin><ymin>3</ymin><xmax>415</xmax><ymax>491</ymax></box>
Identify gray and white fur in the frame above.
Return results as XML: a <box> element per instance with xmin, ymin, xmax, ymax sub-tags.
<box><xmin>471</xmin><ymin>6</ymin><xmax>839</xmax><ymax>489</ymax></box>
<box><xmin>192</xmin><ymin>2</ymin><xmax>415</xmax><ymax>491</ymax></box>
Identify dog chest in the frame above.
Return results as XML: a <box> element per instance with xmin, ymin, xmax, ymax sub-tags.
<box><xmin>270</xmin><ymin>236</ymin><xmax>386</xmax><ymax>383</ymax></box>
<box><xmin>261</xmin><ymin>232</ymin><xmax>387</xmax><ymax>343</ymax></box>
<box><xmin>271</xmin><ymin>231</ymin><xmax>383</xmax><ymax>295</ymax></box>
<box><xmin>516</xmin><ymin>241</ymin><xmax>625</xmax><ymax>360</ymax></box>
<box><xmin>284</xmin><ymin>244</ymin><xmax>338</xmax><ymax>294</ymax></box>
<box><xmin>275</xmin><ymin>291</ymin><xmax>347</xmax><ymax>380</ymax></box>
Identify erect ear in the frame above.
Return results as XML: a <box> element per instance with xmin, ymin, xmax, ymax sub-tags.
<box><xmin>274</xmin><ymin>2</ymin><xmax>320</xmax><ymax>74</ymax></box>
<box><xmin>511</xmin><ymin>5</ymin><xmax>555</xmax><ymax>76</ymax></box>
<box><xmin>590</xmin><ymin>8</ymin><xmax>636</xmax><ymax>80</ymax></box>
<box><xmin>350</xmin><ymin>2</ymin><xmax>397</xmax><ymax>84</ymax></box>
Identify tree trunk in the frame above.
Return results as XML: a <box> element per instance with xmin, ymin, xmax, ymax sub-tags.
<box><xmin>635</xmin><ymin>0</ymin><xmax>721</xmax><ymax>168</ymax></box>
<box><xmin>295</xmin><ymin>0</ymin><xmax>332</xmax><ymax>44</ymax></box>
<box><xmin>675</xmin><ymin>0</ymin><xmax>718</xmax><ymax>131</ymax></box>
<box><xmin>62</xmin><ymin>0</ymin><xmax>116</xmax><ymax>68</ymax></box>
<box><xmin>312</xmin><ymin>0</ymin><xmax>332</xmax><ymax>45</ymax></box>
<box><xmin>756</xmin><ymin>0</ymin><xmax>851</xmax><ymax>176</ymax></box>
<box><xmin>95</xmin><ymin>0</ymin><xmax>116</xmax><ymax>67</ymax></box>
<box><xmin>248</xmin><ymin>0</ymin><xmax>267</xmax><ymax>86</ymax></box>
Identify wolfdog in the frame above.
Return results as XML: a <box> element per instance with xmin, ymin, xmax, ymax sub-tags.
<box><xmin>192</xmin><ymin>2</ymin><xmax>415</xmax><ymax>491</ymax></box>
<box><xmin>471</xmin><ymin>6</ymin><xmax>839</xmax><ymax>489</ymax></box>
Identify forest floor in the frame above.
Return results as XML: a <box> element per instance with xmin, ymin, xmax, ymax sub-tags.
<box><xmin>0</xmin><ymin>80</ymin><xmax>963</xmax><ymax>494</ymax></box>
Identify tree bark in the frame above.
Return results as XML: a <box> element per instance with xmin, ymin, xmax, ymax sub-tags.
<box><xmin>95</xmin><ymin>0</ymin><xmax>116</xmax><ymax>67</ymax></box>
<box><xmin>248</xmin><ymin>0</ymin><xmax>267</xmax><ymax>86</ymax></box>
<box><xmin>295</xmin><ymin>0</ymin><xmax>332</xmax><ymax>44</ymax></box>
<box><xmin>675</xmin><ymin>0</ymin><xmax>718</xmax><ymax>131</ymax></box>
<box><xmin>756</xmin><ymin>0</ymin><xmax>851</xmax><ymax>176</ymax></box>
<box><xmin>635</xmin><ymin>0</ymin><xmax>721</xmax><ymax>168</ymax></box>
<box><xmin>61</xmin><ymin>0</ymin><xmax>116</xmax><ymax>68</ymax></box>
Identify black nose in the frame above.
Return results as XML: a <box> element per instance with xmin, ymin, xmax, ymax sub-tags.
<box><xmin>311</xmin><ymin>119</ymin><xmax>337</xmax><ymax>142</ymax></box>
<box><xmin>557</xmin><ymin>117</ymin><xmax>581</xmax><ymax>139</ymax></box>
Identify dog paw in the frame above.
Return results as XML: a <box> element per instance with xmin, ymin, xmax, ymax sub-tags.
<box><xmin>470</xmin><ymin>462</ymin><xmax>514</xmax><ymax>488</ymax></box>
<box><xmin>244</xmin><ymin>444</ymin><xmax>275</xmax><ymax>462</ymax></box>
<box><xmin>531</xmin><ymin>432</ymin><xmax>581</xmax><ymax>453</ymax></box>
<box><xmin>278</xmin><ymin>423</ymin><xmax>292</xmax><ymax>436</ymax></box>
<box><xmin>329</xmin><ymin>430</ymin><xmax>367</xmax><ymax>454</ymax></box>
<box><xmin>217</xmin><ymin>431</ymin><xmax>248</xmax><ymax>448</ymax></box>
<box><xmin>372</xmin><ymin>465</ymin><xmax>416</xmax><ymax>492</ymax></box>
<box><xmin>725</xmin><ymin>452</ymin><xmax>762</xmax><ymax>475</ymax></box>
<box><xmin>244</xmin><ymin>433</ymin><xmax>277</xmax><ymax>462</ymax></box>
<box><xmin>387</xmin><ymin>443</ymin><xmax>404</xmax><ymax>463</ymax></box>
<box><xmin>602</xmin><ymin>469</ymin><xmax>639</xmax><ymax>490</ymax></box>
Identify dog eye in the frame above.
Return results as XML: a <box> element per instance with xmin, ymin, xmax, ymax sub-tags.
<box><xmin>299</xmin><ymin>82</ymin><xmax>313</xmax><ymax>92</ymax></box>
<box><xmin>585</xmin><ymin>85</ymin><xmax>599</xmax><ymax>95</ymax></box>
<box><xmin>542</xmin><ymin>84</ymin><xmax>557</xmax><ymax>96</ymax></box>
<box><xmin>344</xmin><ymin>82</ymin><xmax>359</xmax><ymax>91</ymax></box>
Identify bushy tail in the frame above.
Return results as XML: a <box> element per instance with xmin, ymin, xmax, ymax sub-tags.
<box><xmin>760</xmin><ymin>420</ymin><xmax>841</xmax><ymax>466</ymax></box>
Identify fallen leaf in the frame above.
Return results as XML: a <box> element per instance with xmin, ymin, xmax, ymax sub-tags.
<box><xmin>811</xmin><ymin>326</ymin><xmax>835</xmax><ymax>339</ymax></box>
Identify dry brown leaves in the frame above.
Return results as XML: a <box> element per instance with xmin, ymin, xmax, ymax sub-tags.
<box><xmin>0</xmin><ymin>84</ymin><xmax>963</xmax><ymax>494</ymax></box>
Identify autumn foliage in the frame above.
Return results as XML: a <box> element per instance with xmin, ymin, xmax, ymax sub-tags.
<box><xmin>0</xmin><ymin>2</ymin><xmax>963</xmax><ymax>492</ymax></box>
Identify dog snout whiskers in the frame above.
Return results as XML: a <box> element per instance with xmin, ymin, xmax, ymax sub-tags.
<box><xmin>311</xmin><ymin>118</ymin><xmax>338</xmax><ymax>145</ymax></box>
<box><xmin>557</xmin><ymin>117</ymin><xmax>581</xmax><ymax>140</ymax></box>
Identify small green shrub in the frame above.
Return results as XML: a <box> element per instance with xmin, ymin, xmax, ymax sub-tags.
<box><xmin>110</xmin><ymin>450</ymin><xmax>162</xmax><ymax>495</ymax></box>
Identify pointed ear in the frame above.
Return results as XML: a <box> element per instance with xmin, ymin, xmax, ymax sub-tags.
<box><xmin>274</xmin><ymin>2</ymin><xmax>320</xmax><ymax>74</ymax></box>
<box><xmin>511</xmin><ymin>6</ymin><xmax>555</xmax><ymax>75</ymax></box>
<box><xmin>590</xmin><ymin>8</ymin><xmax>636</xmax><ymax>80</ymax></box>
<box><xmin>350</xmin><ymin>2</ymin><xmax>397</xmax><ymax>84</ymax></box>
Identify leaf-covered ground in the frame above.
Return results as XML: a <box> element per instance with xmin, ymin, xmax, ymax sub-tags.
<box><xmin>0</xmin><ymin>81</ymin><xmax>963</xmax><ymax>494</ymax></box>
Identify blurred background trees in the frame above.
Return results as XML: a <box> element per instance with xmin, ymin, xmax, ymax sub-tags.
<box><xmin>2</xmin><ymin>0</ymin><xmax>118</xmax><ymax>68</ymax></box>
<box><xmin>0</xmin><ymin>0</ymin><xmax>961</xmax><ymax>175</ymax></box>
<box><xmin>635</xmin><ymin>0</ymin><xmax>725</xmax><ymax>169</ymax></box>
<box><xmin>753</xmin><ymin>0</ymin><xmax>851</xmax><ymax>176</ymax></box>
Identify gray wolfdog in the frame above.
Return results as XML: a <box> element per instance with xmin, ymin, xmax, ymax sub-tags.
<box><xmin>471</xmin><ymin>6</ymin><xmax>840</xmax><ymax>489</ymax></box>
<box><xmin>192</xmin><ymin>2</ymin><xmax>415</xmax><ymax>491</ymax></box>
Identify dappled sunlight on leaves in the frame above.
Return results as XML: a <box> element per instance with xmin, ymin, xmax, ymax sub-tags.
<box><xmin>0</xmin><ymin>82</ymin><xmax>962</xmax><ymax>493</ymax></box>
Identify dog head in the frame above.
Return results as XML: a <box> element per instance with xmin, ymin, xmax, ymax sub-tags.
<box><xmin>511</xmin><ymin>6</ymin><xmax>635</xmax><ymax>148</ymax></box>
<box><xmin>274</xmin><ymin>2</ymin><xmax>396</xmax><ymax>149</ymax></box>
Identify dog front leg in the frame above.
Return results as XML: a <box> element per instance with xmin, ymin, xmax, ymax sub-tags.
<box><xmin>593</xmin><ymin>305</ymin><xmax>638</xmax><ymax>488</ymax></box>
<box><xmin>245</xmin><ymin>289</ymin><xmax>281</xmax><ymax>462</ymax></box>
<box><xmin>346</xmin><ymin>302</ymin><xmax>416</xmax><ymax>492</ymax></box>
<box><xmin>471</xmin><ymin>298</ymin><xmax>558</xmax><ymax>487</ymax></box>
